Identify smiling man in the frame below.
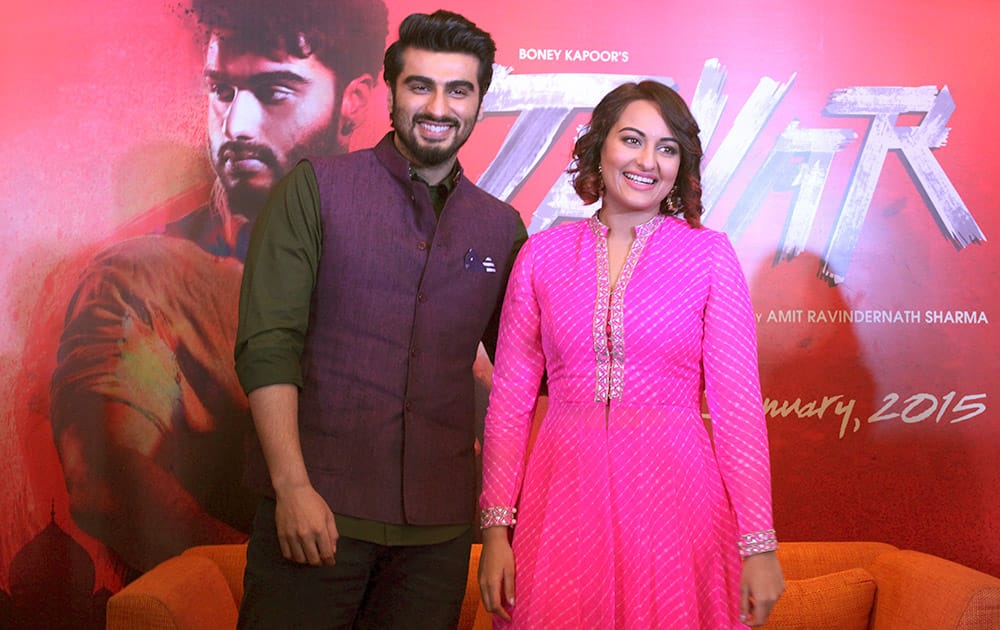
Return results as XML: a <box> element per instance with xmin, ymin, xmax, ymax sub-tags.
<box><xmin>388</xmin><ymin>49</ymin><xmax>481</xmax><ymax>179</ymax></box>
<box><xmin>234</xmin><ymin>10</ymin><xmax>527</xmax><ymax>629</ymax></box>
<box><xmin>49</xmin><ymin>0</ymin><xmax>387</xmax><ymax>578</ymax></box>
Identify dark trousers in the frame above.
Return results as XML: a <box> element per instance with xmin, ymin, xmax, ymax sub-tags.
<box><xmin>238</xmin><ymin>498</ymin><xmax>472</xmax><ymax>630</ymax></box>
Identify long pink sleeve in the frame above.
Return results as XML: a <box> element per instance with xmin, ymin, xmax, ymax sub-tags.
<box><xmin>479</xmin><ymin>238</ymin><xmax>546</xmax><ymax>527</ymax></box>
<box><xmin>702</xmin><ymin>233</ymin><xmax>776</xmax><ymax>553</ymax></box>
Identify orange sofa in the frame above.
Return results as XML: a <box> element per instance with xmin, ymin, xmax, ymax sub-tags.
<box><xmin>107</xmin><ymin>541</ymin><xmax>1000</xmax><ymax>629</ymax></box>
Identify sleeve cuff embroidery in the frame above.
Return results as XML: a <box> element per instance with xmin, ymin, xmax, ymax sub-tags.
<box><xmin>480</xmin><ymin>506</ymin><xmax>517</xmax><ymax>529</ymax></box>
<box><xmin>738</xmin><ymin>528</ymin><xmax>778</xmax><ymax>558</ymax></box>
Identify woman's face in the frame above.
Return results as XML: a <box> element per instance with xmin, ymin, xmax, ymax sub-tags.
<box><xmin>599</xmin><ymin>99</ymin><xmax>681</xmax><ymax>217</ymax></box>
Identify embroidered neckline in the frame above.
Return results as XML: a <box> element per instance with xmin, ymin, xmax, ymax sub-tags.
<box><xmin>590</xmin><ymin>213</ymin><xmax>666</xmax><ymax>402</ymax></box>
<box><xmin>588</xmin><ymin>211</ymin><xmax>663</xmax><ymax>238</ymax></box>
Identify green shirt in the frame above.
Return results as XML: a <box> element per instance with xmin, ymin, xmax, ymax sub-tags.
<box><xmin>237</xmin><ymin>158</ymin><xmax>526</xmax><ymax>545</ymax></box>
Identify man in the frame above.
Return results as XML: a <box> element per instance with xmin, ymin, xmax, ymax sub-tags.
<box><xmin>235</xmin><ymin>10</ymin><xmax>527</xmax><ymax>629</ymax></box>
<box><xmin>168</xmin><ymin>0</ymin><xmax>386</xmax><ymax>257</ymax></box>
<box><xmin>49</xmin><ymin>0</ymin><xmax>387</xmax><ymax>575</ymax></box>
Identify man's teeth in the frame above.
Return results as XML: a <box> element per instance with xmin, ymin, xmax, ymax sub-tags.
<box><xmin>625</xmin><ymin>173</ymin><xmax>655</xmax><ymax>185</ymax></box>
<box><xmin>421</xmin><ymin>122</ymin><xmax>451</xmax><ymax>133</ymax></box>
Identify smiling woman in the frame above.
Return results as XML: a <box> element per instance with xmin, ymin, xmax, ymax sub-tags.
<box><xmin>598</xmin><ymin>100</ymin><xmax>681</xmax><ymax>222</ymax></box>
<box><xmin>478</xmin><ymin>81</ymin><xmax>785</xmax><ymax>629</ymax></box>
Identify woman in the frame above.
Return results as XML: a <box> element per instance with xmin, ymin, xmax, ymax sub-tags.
<box><xmin>478</xmin><ymin>81</ymin><xmax>784</xmax><ymax>628</ymax></box>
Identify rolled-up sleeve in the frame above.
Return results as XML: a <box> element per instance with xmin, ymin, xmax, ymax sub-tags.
<box><xmin>235</xmin><ymin>160</ymin><xmax>322</xmax><ymax>394</ymax></box>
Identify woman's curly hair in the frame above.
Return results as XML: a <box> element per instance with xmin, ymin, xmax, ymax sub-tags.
<box><xmin>569</xmin><ymin>80</ymin><xmax>704</xmax><ymax>228</ymax></box>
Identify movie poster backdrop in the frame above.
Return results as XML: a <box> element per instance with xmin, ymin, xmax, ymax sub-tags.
<box><xmin>1</xmin><ymin>0</ymin><xmax>996</xmax><ymax>626</ymax></box>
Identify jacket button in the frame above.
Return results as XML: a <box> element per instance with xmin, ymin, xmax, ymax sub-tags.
<box><xmin>417</xmin><ymin>241</ymin><xmax>428</xmax><ymax>251</ymax></box>
<box><xmin>404</xmin><ymin>401</ymin><xmax>413</xmax><ymax>411</ymax></box>
<box><xmin>417</xmin><ymin>292</ymin><xmax>427</xmax><ymax>303</ymax></box>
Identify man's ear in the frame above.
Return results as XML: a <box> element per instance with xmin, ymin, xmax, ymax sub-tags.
<box><xmin>339</xmin><ymin>73</ymin><xmax>375</xmax><ymax>137</ymax></box>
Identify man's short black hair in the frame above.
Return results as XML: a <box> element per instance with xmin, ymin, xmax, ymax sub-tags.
<box><xmin>191</xmin><ymin>0</ymin><xmax>388</xmax><ymax>83</ymax></box>
<box><xmin>383</xmin><ymin>10</ymin><xmax>497</xmax><ymax>99</ymax></box>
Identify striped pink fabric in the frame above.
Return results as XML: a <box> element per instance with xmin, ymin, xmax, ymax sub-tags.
<box><xmin>481</xmin><ymin>214</ymin><xmax>775</xmax><ymax>629</ymax></box>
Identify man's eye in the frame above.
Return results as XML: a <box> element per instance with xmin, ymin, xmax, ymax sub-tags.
<box><xmin>449</xmin><ymin>88</ymin><xmax>470</xmax><ymax>97</ymax></box>
<box><xmin>255</xmin><ymin>86</ymin><xmax>295</xmax><ymax>105</ymax></box>
<box><xmin>210</xmin><ymin>83</ymin><xmax>236</xmax><ymax>102</ymax></box>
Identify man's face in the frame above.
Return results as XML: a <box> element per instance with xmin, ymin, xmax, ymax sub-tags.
<box><xmin>388</xmin><ymin>48</ymin><xmax>483</xmax><ymax>173</ymax></box>
<box><xmin>205</xmin><ymin>32</ymin><xmax>340</xmax><ymax>212</ymax></box>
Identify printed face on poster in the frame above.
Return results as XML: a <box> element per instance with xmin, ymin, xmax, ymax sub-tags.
<box><xmin>0</xmin><ymin>1</ymin><xmax>996</xmax><ymax>623</ymax></box>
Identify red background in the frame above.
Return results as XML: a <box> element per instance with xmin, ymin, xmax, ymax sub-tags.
<box><xmin>1</xmin><ymin>0</ymin><xmax>996</xmax><ymax>615</ymax></box>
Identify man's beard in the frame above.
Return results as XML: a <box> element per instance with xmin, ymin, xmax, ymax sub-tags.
<box><xmin>213</xmin><ymin>139</ymin><xmax>280</xmax><ymax>216</ymax></box>
<box><xmin>212</xmin><ymin>121</ymin><xmax>342</xmax><ymax>219</ymax></box>
<box><xmin>390</xmin><ymin>106</ymin><xmax>474</xmax><ymax>168</ymax></box>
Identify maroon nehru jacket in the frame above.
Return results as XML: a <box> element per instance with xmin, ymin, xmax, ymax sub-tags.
<box><xmin>244</xmin><ymin>134</ymin><xmax>524</xmax><ymax>526</ymax></box>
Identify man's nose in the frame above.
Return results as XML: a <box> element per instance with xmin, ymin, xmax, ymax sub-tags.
<box><xmin>223</xmin><ymin>88</ymin><xmax>263</xmax><ymax>140</ymax></box>
<box><xmin>424</xmin><ymin>88</ymin><xmax>449</xmax><ymax>118</ymax></box>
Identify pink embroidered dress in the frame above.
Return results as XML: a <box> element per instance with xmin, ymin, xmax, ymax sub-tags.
<box><xmin>480</xmin><ymin>213</ymin><xmax>776</xmax><ymax>629</ymax></box>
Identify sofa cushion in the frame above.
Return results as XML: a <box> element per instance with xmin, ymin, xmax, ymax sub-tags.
<box><xmin>867</xmin><ymin>549</ymin><xmax>1000</xmax><ymax>630</ymax></box>
<box><xmin>106</xmin><ymin>554</ymin><xmax>239</xmax><ymax>630</ymax></box>
<box><xmin>761</xmin><ymin>567</ymin><xmax>876</xmax><ymax>630</ymax></box>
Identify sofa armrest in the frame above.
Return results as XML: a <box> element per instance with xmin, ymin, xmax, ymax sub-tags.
<box><xmin>107</xmin><ymin>554</ymin><xmax>239</xmax><ymax>630</ymax></box>
<box><xmin>181</xmin><ymin>543</ymin><xmax>249</xmax><ymax>610</ymax></box>
<box><xmin>777</xmin><ymin>542</ymin><xmax>899</xmax><ymax>580</ymax></box>
<box><xmin>868</xmin><ymin>549</ymin><xmax>1000</xmax><ymax>630</ymax></box>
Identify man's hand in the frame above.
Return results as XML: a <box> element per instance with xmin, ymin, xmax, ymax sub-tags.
<box><xmin>247</xmin><ymin>384</ymin><xmax>335</xmax><ymax>566</ymax></box>
<box><xmin>274</xmin><ymin>483</ymin><xmax>338</xmax><ymax>566</ymax></box>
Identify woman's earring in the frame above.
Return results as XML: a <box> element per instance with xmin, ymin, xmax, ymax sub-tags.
<box><xmin>665</xmin><ymin>186</ymin><xmax>679</xmax><ymax>213</ymax></box>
